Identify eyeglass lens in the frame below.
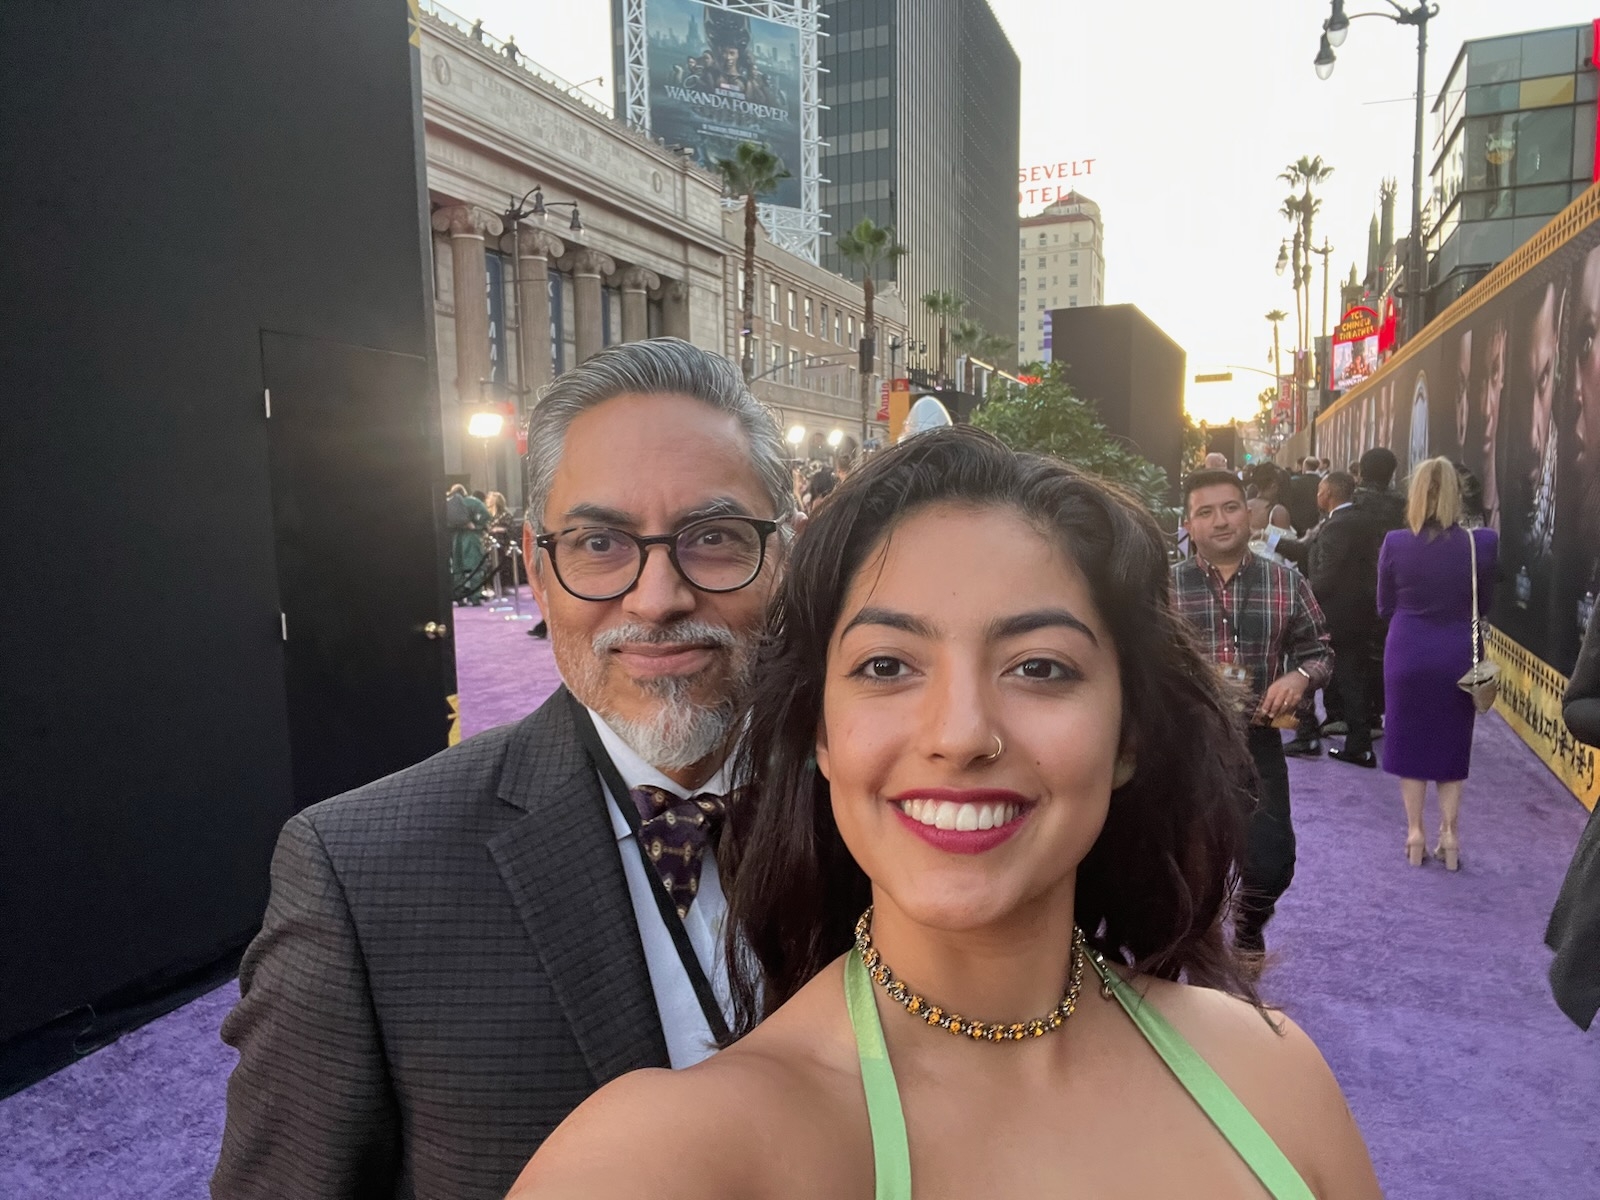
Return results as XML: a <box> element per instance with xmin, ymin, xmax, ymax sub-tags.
<box><xmin>553</xmin><ymin>517</ymin><xmax>767</xmax><ymax>597</ymax></box>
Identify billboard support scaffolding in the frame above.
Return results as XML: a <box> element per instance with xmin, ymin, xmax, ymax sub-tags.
<box><xmin>622</xmin><ymin>0</ymin><xmax>650</xmax><ymax>133</ymax></box>
<box><xmin>620</xmin><ymin>0</ymin><xmax>822</xmax><ymax>263</ymax></box>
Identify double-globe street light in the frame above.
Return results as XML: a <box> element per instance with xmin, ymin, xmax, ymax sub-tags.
<box><xmin>473</xmin><ymin>184</ymin><xmax>585</xmax><ymax>498</ymax></box>
<box><xmin>1313</xmin><ymin>0</ymin><xmax>1439</xmax><ymax>347</ymax></box>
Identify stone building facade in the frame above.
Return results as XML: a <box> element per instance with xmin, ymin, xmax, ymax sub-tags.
<box><xmin>420</xmin><ymin>10</ymin><xmax>894</xmax><ymax>504</ymax></box>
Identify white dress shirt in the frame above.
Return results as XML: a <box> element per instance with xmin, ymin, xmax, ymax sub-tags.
<box><xmin>585</xmin><ymin>707</ymin><xmax>732</xmax><ymax>1068</ymax></box>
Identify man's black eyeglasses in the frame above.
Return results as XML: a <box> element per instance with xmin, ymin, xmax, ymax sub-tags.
<box><xmin>534</xmin><ymin>516</ymin><xmax>780</xmax><ymax>601</ymax></box>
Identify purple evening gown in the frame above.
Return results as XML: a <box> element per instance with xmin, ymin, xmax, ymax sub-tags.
<box><xmin>1377</xmin><ymin>524</ymin><xmax>1499</xmax><ymax>781</ymax></box>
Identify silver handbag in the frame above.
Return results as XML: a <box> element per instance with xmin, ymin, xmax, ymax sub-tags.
<box><xmin>1456</xmin><ymin>530</ymin><xmax>1500</xmax><ymax>714</ymax></box>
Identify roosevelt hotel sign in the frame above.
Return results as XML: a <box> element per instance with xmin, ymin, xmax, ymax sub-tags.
<box><xmin>1018</xmin><ymin>159</ymin><xmax>1096</xmax><ymax>208</ymax></box>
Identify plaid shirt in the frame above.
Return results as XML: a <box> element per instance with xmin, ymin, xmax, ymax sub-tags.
<box><xmin>1170</xmin><ymin>549</ymin><xmax>1333</xmax><ymax>706</ymax></box>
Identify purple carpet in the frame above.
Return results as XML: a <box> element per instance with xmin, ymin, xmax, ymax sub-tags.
<box><xmin>2</xmin><ymin>585</ymin><xmax>1595</xmax><ymax>1197</ymax></box>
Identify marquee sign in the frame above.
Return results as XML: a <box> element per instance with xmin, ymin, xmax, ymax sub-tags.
<box><xmin>1329</xmin><ymin>305</ymin><xmax>1379</xmax><ymax>392</ymax></box>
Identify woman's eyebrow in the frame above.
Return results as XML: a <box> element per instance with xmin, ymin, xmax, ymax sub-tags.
<box><xmin>839</xmin><ymin>606</ymin><xmax>1098</xmax><ymax>647</ymax></box>
<box><xmin>839</xmin><ymin>606</ymin><xmax>938</xmax><ymax>640</ymax></box>
<box><xmin>987</xmin><ymin>608</ymin><xmax>1099</xmax><ymax>646</ymax></box>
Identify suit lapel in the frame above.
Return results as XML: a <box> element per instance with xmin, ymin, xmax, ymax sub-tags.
<box><xmin>487</xmin><ymin>688</ymin><xmax>669</xmax><ymax>1083</ymax></box>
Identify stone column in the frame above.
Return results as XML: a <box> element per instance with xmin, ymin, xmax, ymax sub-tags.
<box><xmin>504</xmin><ymin>225</ymin><xmax>565</xmax><ymax>398</ymax></box>
<box><xmin>560</xmin><ymin>248</ymin><xmax>616</xmax><ymax>364</ymax></box>
<box><xmin>614</xmin><ymin>266</ymin><xmax>661</xmax><ymax>344</ymax></box>
<box><xmin>430</xmin><ymin>205</ymin><xmax>504</xmax><ymax>405</ymax></box>
<box><xmin>660</xmin><ymin>278</ymin><xmax>691</xmax><ymax>341</ymax></box>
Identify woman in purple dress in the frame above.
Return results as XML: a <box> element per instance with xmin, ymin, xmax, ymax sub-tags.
<box><xmin>1378</xmin><ymin>458</ymin><xmax>1498</xmax><ymax>870</ymax></box>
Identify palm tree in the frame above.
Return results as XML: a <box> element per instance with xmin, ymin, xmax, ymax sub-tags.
<box><xmin>1279</xmin><ymin>195</ymin><xmax>1306</xmax><ymax>365</ymax></box>
<box><xmin>949</xmin><ymin>317</ymin><xmax>981</xmax><ymax>390</ymax></box>
<box><xmin>948</xmin><ymin>317</ymin><xmax>1011</xmax><ymax>394</ymax></box>
<box><xmin>1279</xmin><ymin>155</ymin><xmax>1334</xmax><ymax>357</ymax></box>
<box><xmin>1265</xmin><ymin>309</ymin><xmax>1287</xmax><ymax>389</ymax></box>
<box><xmin>715</xmin><ymin>142</ymin><xmax>791</xmax><ymax>382</ymax></box>
<box><xmin>837</xmin><ymin>217</ymin><xmax>907</xmax><ymax>440</ymax></box>
<box><xmin>975</xmin><ymin>332</ymin><xmax>1014</xmax><ymax>396</ymax></box>
<box><xmin>920</xmin><ymin>289</ymin><xmax>966</xmax><ymax>384</ymax></box>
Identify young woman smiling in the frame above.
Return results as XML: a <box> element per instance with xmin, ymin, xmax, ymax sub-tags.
<box><xmin>510</xmin><ymin>427</ymin><xmax>1380</xmax><ymax>1200</ymax></box>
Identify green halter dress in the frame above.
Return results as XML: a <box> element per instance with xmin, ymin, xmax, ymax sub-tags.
<box><xmin>843</xmin><ymin>950</ymin><xmax>1316</xmax><ymax>1200</ymax></box>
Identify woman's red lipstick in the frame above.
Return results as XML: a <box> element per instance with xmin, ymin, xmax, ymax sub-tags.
<box><xmin>886</xmin><ymin>788</ymin><xmax>1032</xmax><ymax>855</ymax></box>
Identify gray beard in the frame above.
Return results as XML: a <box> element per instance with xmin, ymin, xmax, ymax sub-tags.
<box><xmin>586</xmin><ymin>619</ymin><xmax>756</xmax><ymax>772</ymax></box>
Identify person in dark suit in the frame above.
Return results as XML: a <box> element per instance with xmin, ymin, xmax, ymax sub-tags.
<box><xmin>212</xmin><ymin>339</ymin><xmax>796</xmax><ymax>1199</ymax></box>
<box><xmin>1350</xmin><ymin>447</ymin><xmax>1407</xmax><ymax>728</ymax></box>
<box><xmin>1306</xmin><ymin>471</ymin><xmax>1388</xmax><ymax>767</ymax></box>
<box><xmin>1284</xmin><ymin>459</ymin><xmax>1322</xmax><ymax>536</ymax></box>
<box><xmin>1547</xmin><ymin>600</ymin><xmax>1600</xmax><ymax>1029</ymax></box>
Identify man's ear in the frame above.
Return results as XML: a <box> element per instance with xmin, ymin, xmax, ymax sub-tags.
<box><xmin>525</xmin><ymin>522</ymin><xmax>549</xmax><ymax>614</ymax></box>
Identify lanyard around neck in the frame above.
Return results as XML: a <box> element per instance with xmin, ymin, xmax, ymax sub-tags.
<box><xmin>567</xmin><ymin>691</ymin><xmax>733</xmax><ymax>1046</ymax></box>
<box><xmin>1206</xmin><ymin>559</ymin><xmax>1252</xmax><ymax>655</ymax></box>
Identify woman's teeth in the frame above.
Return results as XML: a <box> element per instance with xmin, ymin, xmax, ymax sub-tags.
<box><xmin>897</xmin><ymin>798</ymin><xmax>1021</xmax><ymax>831</ymax></box>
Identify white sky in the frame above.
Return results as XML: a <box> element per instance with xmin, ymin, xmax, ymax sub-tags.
<box><xmin>462</xmin><ymin>0</ymin><xmax>1596</xmax><ymax>423</ymax></box>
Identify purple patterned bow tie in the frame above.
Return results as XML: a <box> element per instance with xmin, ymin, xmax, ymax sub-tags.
<box><xmin>629</xmin><ymin>786</ymin><xmax>727</xmax><ymax>919</ymax></box>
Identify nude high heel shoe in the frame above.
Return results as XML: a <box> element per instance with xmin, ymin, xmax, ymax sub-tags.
<box><xmin>1405</xmin><ymin>835</ymin><xmax>1426</xmax><ymax>868</ymax></box>
<box><xmin>1433</xmin><ymin>831</ymin><xmax>1460</xmax><ymax>872</ymax></box>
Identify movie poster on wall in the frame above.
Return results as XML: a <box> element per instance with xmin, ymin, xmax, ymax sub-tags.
<box><xmin>1316</xmin><ymin>202</ymin><xmax>1600</xmax><ymax>711</ymax></box>
<box><xmin>645</xmin><ymin>0</ymin><xmax>803</xmax><ymax>209</ymax></box>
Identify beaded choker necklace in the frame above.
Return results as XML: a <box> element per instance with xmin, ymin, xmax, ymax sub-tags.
<box><xmin>852</xmin><ymin>907</ymin><xmax>1086</xmax><ymax>1042</ymax></box>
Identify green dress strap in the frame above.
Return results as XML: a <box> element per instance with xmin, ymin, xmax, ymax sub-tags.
<box><xmin>844</xmin><ymin>948</ymin><xmax>1316</xmax><ymax>1200</ymax></box>
<box><xmin>844</xmin><ymin>951</ymin><xmax>914</xmax><ymax>1200</ymax></box>
<box><xmin>1087</xmin><ymin>952</ymin><xmax>1317</xmax><ymax>1200</ymax></box>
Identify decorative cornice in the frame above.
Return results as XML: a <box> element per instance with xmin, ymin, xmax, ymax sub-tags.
<box><xmin>615</xmin><ymin>265</ymin><xmax>661</xmax><ymax>292</ymax></box>
<box><xmin>559</xmin><ymin>248</ymin><xmax>616</xmax><ymax>278</ymax></box>
<box><xmin>430</xmin><ymin>204</ymin><xmax>503</xmax><ymax>239</ymax></box>
<box><xmin>503</xmin><ymin>227</ymin><xmax>566</xmax><ymax>260</ymax></box>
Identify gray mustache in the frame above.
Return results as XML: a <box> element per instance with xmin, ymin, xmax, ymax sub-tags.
<box><xmin>591</xmin><ymin>620</ymin><xmax>739</xmax><ymax>656</ymax></box>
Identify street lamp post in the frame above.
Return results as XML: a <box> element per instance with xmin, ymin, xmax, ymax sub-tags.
<box><xmin>502</xmin><ymin>183</ymin><xmax>583</xmax><ymax>457</ymax></box>
<box><xmin>467</xmin><ymin>410</ymin><xmax>506</xmax><ymax>493</ymax></box>
<box><xmin>1313</xmin><ymin>0</ymin><xmax>1438</xmax><ymax>346</ymax></box>
<box><xmin>1311</xmin><ymin>238</ymin><xmax>1334</xmax><ymax>343</ymax></box>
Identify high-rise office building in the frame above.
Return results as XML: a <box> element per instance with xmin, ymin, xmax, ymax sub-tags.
<box><xmin>819</xmin><ymin>0</ymin><xmax>1020</xmax><ymax>365</ymax></box>
<box><xmin>1428</xmin><ymin>22</ymin><xmax>1599</xmax><ymax>312</ymax></box>
<box><xmin>1017</xmin><ymin>191</ymin><xmax>1105</xmax><ymax>362</ymax></box>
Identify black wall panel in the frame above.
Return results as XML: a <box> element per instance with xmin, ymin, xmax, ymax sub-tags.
<box><xmin>0</xmin><ymin>1</ymin><xmax>447</xmax><ymax>1049</ymax></box>
<box><xmin>1049</xmin><ymin>303</ymin><xmax>1187</xmax><ymax>498</ymax></box>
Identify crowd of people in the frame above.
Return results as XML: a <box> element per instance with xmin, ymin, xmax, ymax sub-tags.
<box><xmin>445</xmin><ymin>484</ymin><xmax>528</xmax><ymax>604</ymax></box>
<box><xmin>209</xmin><ymin>339</ymin><xmax>1596</xmax><ymax>1200</ymax></box>
<box><xmin>1166</xmin><ymin>445</ymin><xmax>1509</xmax><ymax>962</ymax></box>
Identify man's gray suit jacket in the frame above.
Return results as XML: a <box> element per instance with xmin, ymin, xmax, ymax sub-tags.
<box><xmin>212</xmin><ymin>687</ymin><xmax>671</xmax><ymax>1200</ymax></box>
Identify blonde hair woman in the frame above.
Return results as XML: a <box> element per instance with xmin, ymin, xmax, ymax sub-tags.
<box><xmin>1376</xmin><ymin>458</ymin><xmax>1499</xmax><ymax>868</ymax></box>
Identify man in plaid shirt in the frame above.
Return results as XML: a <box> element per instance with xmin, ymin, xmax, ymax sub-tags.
<box><xmin>1172</xmin><ymin>469</ymin><xmax>1333</xmax><ymax>960</ymax></box>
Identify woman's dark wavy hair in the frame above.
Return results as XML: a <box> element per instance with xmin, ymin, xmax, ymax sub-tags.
<box><xmin>721</xmin><ymin>426</ymin><xmax>1259</xmax><ymax>1038</ymax></box>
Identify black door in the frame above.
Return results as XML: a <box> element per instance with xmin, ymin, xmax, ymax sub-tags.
<box><xmin>263</xmin><ymin>331</ymin><xmax>455</xmax><ymax>810</ymax></box>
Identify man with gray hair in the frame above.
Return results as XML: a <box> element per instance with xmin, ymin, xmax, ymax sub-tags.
<box><xmin>214</xmin><ymin>338</ymin><xmax>793</xmax><ymax>1200</ymax></box>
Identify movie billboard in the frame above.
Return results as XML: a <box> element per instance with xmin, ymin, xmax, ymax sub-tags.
<box><xmin>645</xmin><ymin>0</ymin><xmax>802</xmax><ymax>209</ymax></box>
<box><xmin>1329</xmin><ymin>306</ymin><xmax>1379</xmax><ymax>393</ymax></box>
<box><xmin>1316</xmin><ymin>195</ymin><xmax>1600</xmax><ymax>693</ymax></box>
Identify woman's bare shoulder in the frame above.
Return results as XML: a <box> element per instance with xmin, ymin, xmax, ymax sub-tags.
<box><xmin>1133</xmin><ymin>976</ymin><xmax>1337</xmax><ymax>1098</ymax></box>
<box><xmin>1136</xmin><ymin>977</ymin><xmax>1381</xmax><ymax>1197</ymax></box>
<box><xmin>509</xmin><ymin>968</ymin><xmax>864</xmax><ymax>1200</ymax></box>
